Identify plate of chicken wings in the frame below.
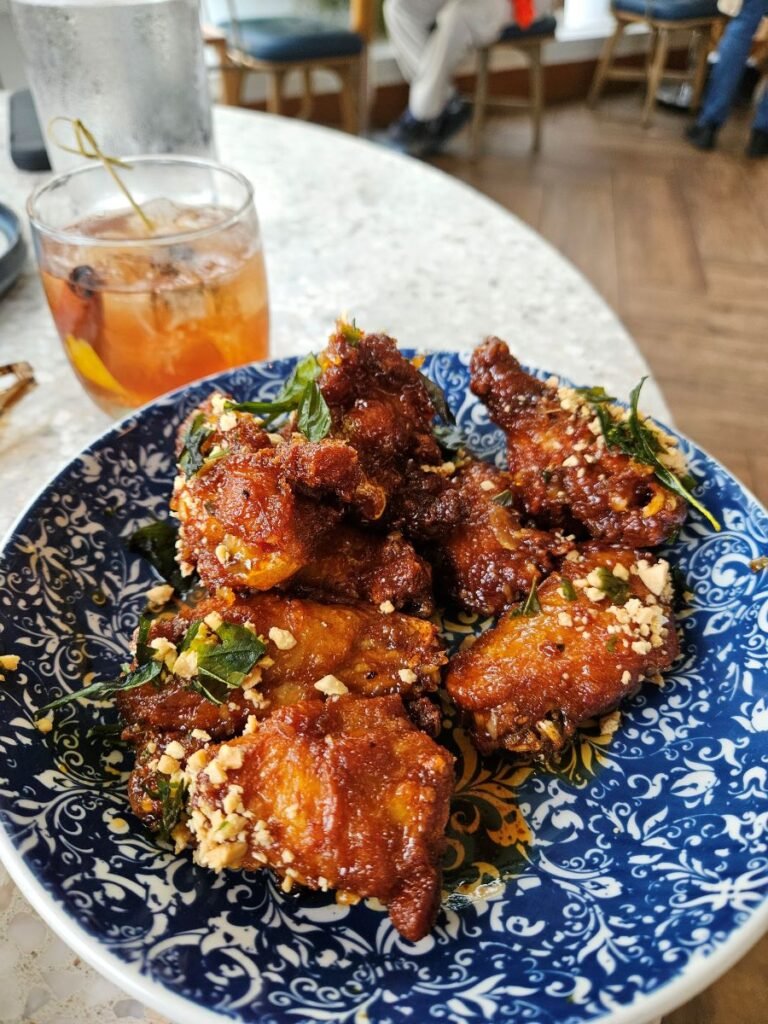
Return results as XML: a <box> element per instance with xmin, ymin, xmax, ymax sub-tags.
<box><xmin>0</xmin><ymin>326</ymin><xmax>766</xmax><ymax>1024</ymax></box>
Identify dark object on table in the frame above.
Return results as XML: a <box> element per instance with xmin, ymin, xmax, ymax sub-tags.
<box><xmin>9</xmin><ymin>90</ymin><xmax>51</xmax><ymax>172</ymax></box>
<box><xmin>0</xmin><ymin>204</ymin><xmax>27</xmax><ymax>298</ymax></box>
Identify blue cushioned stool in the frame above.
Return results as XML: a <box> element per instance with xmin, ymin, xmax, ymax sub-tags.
<box><xmin>588</xmin><ymin>0</ymin><xmax>723</xmax><ymax>126</ymax></box>
<box><xmin>211</xmin><ymin>1</ymin><xmax>374</xmax><ymax>134</ymax></box>
<box><xmin>471</xmin><ymin>15</ymin><xmax>558</xmax><ymax>157</ymax></box>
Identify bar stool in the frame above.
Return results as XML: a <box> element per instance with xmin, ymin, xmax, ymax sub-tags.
<box><xmin>588</xmin><ymin>0</ymin><xmax>723</xmax><ymax>127</ymax></box>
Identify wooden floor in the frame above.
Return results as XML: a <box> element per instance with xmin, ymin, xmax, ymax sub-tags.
<box><xmin>432</xmin><ymin>91</ymin><xmax>768</xmax><ymax>510</ymax></box>
<box><xmin>433</xmin><ymin>91</ymin><xmax>768</xmax><ymax>1024</ymax></box>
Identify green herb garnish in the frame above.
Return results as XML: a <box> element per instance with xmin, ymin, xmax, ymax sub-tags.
<box><xmin>421</xmin><ymin>375</ymin><xmax>455</xmax><ymax>425</ymax></box>
<box><xmin>560</xmin><ymin>577</ymin><xmax>577</xmax><ymax>601</ymax></box>
<box><xmin>152</xmin><ymin>775</ymin><xmax>188</xmax><ymax>844</ymax></box>
<box><xmin>227</xmin><ymin>354</ymin><xmax>332</xmax><ymax>442</ymax></box>
<box><xmin>581</xmin><ymin>377</ymin><xmax>720</xmax><ymax>531</ymax></box>
<box><xmin>511</xmin><ymin>578</ymin><xmax>542</xmax><ymax>618</ymax></box>
<box><xmin>338</xmin><ymin>318</ymin><xmax>363</xmax><ymax>346</ymax></box>
<box><xmin>178</xmin><ymin>413</ymin><xmax>212</xmax><ymax>477</ymax></box>
<box><xmin>606</xmin><ymin>637</ymin><xmax>619</xmax><ymax>653</ymax></box>
<box><xmin>129</xmin><ymin>519</ymin><xmax>194</xmax><ymax>595</ymax></box>
<box><xmin>36</xmin><ymin>659</ymin><xmax>163</xmax><ymax>717</ymax></box>
<box><xmin>189</xmin><ymin>621</ymin><xmax>266</xmax><ymax>705</ymax></box>
<box><xmin>574</xmin><ymin>385</ymin><xmax>616</xmax><ymax>405</ymax></box>
<box><xmin>492</xmin><ymin>489</ymin><xmax>514</xmax><ymax>507</ymax></box>
<box><xmin>297</xmin><ymin>375</ymin><xmax>332</xmax><ymax>441</ymax></box>
<box><xmin>594</xmin><ymin>567</ymin><xmax>631</xmax><ymax>605</ymax></box>
<box><xmin>135</xmin><ymin>612</ymin><xmax>156</xmax><ymax>666</ymax></box>
<box><xmin>433</xmin><ymin>422</ymin><xmax>467</xmax><ymax>454</ymax></box>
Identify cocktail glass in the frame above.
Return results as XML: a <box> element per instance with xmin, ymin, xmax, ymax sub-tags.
<box><xmin>28</xmin><ymin>156</ymin><xmax>269</xmax><ymax>416</ymax></box>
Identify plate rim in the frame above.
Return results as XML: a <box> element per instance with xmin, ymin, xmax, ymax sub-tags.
<box><xmin>1</xmin><ymin>351</ymin><xmax>767</xmax><ymax>1024</ymax></box>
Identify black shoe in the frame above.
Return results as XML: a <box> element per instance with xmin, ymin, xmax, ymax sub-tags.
<box><xmin>736</xmin><ymin>64</ymin><xmax>761</xmax><ymax>108</ymax></box>
<box><xmin>746</xmin><ymin>128</ymin><xmax>768</xmax><ymax>158</ymax></box>
<box><xmin>685</xmin><ymin>122</ymin><xmax>718</xmax><ymax>151</ymax></box>
<box><xmin>387</xmin><ymin>109</ymin><xmax>432</xmax><ymax>154</ymax></box>
<box><xmin>422</xmin><ymin>96</ymin><xmax>472</xmax><ymax>154</ymax></box>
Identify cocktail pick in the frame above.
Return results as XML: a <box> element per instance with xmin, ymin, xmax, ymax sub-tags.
<box><xmin>48</xmin><ymin>118</ymin><xmax>155</xmax><ymax>233</ymax></box>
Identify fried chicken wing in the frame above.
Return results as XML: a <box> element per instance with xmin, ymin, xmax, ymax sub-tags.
<box><xmin>173</xmin><ymin>397</ymin><xmax>385</xmax><ymax>591</ymax></box>
<box><xmin>317</xmin><ymin>327</ymin><xmax>463</xmax><ymax>539</ymax></box>
<box><xmin>429</xmin><ymin>460</ymin><xmax>571</xmax><ymax>616</ymax></box>
<box><xmin>470</xmin><ymin>339</ymin><xmax>687</xmax><ymax>547</ymax></box>
<box><xmin>117</xmin><ymin>592</ymin><xmax>446</xmax><ymax>737</ymax></box>
<box><xmin>445</xmin><ymin>545</ymin><xmax>679</xmax><ymax>758</ymax></box>
<box><xmin>182</xmin><ymin>695</ymin><xmax>455</xmax><ymax>941</ymax></box>
<box><xmin>288</xmin><ymin>525</ymin><xmax>434</xmax><ymax>617</ymax></box>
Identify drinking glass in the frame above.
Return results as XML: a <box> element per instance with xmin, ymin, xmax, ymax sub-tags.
<box><xmin>10</xmin><ymin>0</ymin><xmax>214</xmax><ymax>172</ymax></box>
<box><xmin>28</xmin><ymin>156</ymin><xmax>270</xmax><ymax>416</ymax></box>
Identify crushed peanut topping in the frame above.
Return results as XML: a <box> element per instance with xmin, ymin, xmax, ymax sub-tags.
<box><xmin>172</xmin><ymin>649</ymin><xmax>198</xmax><ymax>680</ymax></box>
<box><xmin>378</xmin><ymin>600</ymin><xmax>395</xmax><ymax>614</ymax></box>
<box><xmin>203</xmin><ymin>611</ymin><xmax>223</xmax><ymax>632</ymax></box>
<box><xmin>157</xmin><ymin>753</ymin><xmax>180</xmax><ymax>775</ymax></box>
<box><xmin>314</xmin><ymin>675</ymin><xmax>349</xmax><ymax>696</ymax></box>
<box><xmin>146</xmin><ymin>583</ymin><xmax>174</xmax><ymax>609</ymax></box>
<box><xmin>268</xmin><ymin>626</ymin><xmax>297</xmax><ymax>651</ymax></box>
<box><xmin>164</xmin><ymin>740</ymin><xmax>185</xmax><ymax>760</ymax></box>
<box><xmin>398</xmin><ymin>668</ymin><xmax>418</xmax><ymax>684</ymax></box>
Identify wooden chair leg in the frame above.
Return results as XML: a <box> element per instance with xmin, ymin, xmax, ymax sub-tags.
<box><xmin>299</xmin><ymin>68</ymin><xmax>314</xmax><ymax>120</ymax></box>
<box><xmin>642</xmin><ymin>26</ymin><xmax>670</xmax><ymax>126</ymax></box>
<box><xmin>690</xmin><ymin>27</ymin><xmax>710</xmax><ymax>111</ymax></box>
<box><xmin>588</xmin><ymin>19</ymin><xmax>626</xmax><ymax>107</ymax></box>
<box><xmin>267</xmin><ymin>70</ymin><xmax>285</xmax><ymax>116</ymax></box>
<box><xmin>339</xmin><ymin>61</ymin><xmax>361</xmax><ymax>134</ymax></box>
<box><xmin>357</xmin><ymin>49</ymin><xmax>370</xmax><ymax>136</ymax></box>
<box><xmin>221</xmin><ymin>55</ymin><xmax>244</xmax><ymax>107</ymax></box>
<box><xmin>470</xmin><ymin>46</ymin><xmax>490</xmax><ymax>160</ymax></box>
<box><xmin>529</xmin><ymin>42</ymin><xmax>544</xmax><ymax>153</ymax></box>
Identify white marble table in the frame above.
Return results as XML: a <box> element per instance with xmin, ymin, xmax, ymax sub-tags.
<box><xmin>0</xmin><ymin>97</ymin><xmax>666</xmax><ymax>1024</ymax></box>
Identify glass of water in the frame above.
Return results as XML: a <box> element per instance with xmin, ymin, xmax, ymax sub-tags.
<box><xmin>10</xmin><ymin>0</ymin><xmax>215</xmax><ymax>172</ymax></box>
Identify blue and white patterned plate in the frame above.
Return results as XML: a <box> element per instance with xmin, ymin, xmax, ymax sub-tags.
<box><xmin>0</xmin><ymin>351</ymin><xmax>766</xmax><ymax>1024</ymax></box>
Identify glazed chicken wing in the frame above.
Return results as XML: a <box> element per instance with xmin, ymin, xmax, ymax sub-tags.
<box><xmin>470</xmin><ymin>339</ymin><xmax>687</xmax><ymax>547</ymax></box>
<box><xmin>181</xmin><ymin>695</ymin><xmax>455</xmax><ymax>942</ymax></box>
<box><xmin>318</xmin><ymin>326</ymin><xmax>463</xmax><ymax>539</ymax></box>
<box><xmin>117</xmin><ymin>591</ymin><xmax>446</xmax><ymax>739</ymax></box>
<box><xmin>288</xmin><ymin>525</ymin><xmax>434</xmax><ymax>617</ymax></box>
<box><xmin>173</xmin><ymin>396</ymin><xmax>385</xmax><ymax>591</ymax></box>
<box><xmin>429</xmin><ymin>460</ymin><xmax>571</xmax><ymax>616</ymax></box>
<box><xmin>445</xmin><ymin>545</ymin><xmax>679</xmax><ymax>758</ymax></box>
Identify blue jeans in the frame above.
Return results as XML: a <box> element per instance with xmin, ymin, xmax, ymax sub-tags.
<box><xmin>699</xmin><ymin>0</ymin><xmax>768</xmax><ymax>132</ymax></box>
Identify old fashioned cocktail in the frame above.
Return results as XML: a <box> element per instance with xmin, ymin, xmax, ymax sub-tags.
<box><xmin>28</xmin><ymin>157</ymin><xmax>268</xmax><ymax>415</ymax></box>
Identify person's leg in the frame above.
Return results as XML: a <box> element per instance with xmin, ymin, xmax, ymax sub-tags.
<box><xmin>408</xmin><ymin>0</ymin><xmax>510</xmax><ymax>120</ymax></box>
<box><xmin>383</xmin><ymin>0</ymin><xmax>446</xmax><ymax>85</ymax></box>
<box><xmin>696</xmin><ymin>0</ymin><xmax>768</xmax><ymax>129</ymax></box>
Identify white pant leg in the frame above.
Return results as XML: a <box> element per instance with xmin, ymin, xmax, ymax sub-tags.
<box><xmin>409</xmin><ymin>0</ymin><xmax>511</xmax><ymax>119</ymax></box>
<box><xmin>383</xmin><ymin>0</ymin><xmax>448</xmax><ymax>83</ymax></box>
